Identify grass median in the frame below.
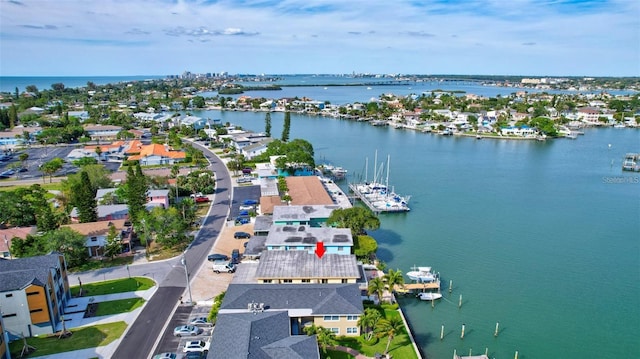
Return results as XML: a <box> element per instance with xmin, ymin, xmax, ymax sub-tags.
<box><xmin>70</xmin><ymin>277</ymin><xmax>155</xmax><ymax>297</ymax></box>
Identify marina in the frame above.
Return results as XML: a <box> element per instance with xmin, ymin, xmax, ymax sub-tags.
<box><xmin>622</xmin><ymin>153</ymin><xmax>640</xmax><ymax>172</ymax></box>
<box><xmin>348</xmin><ymin>152</ymin><xmax>411</xmax><ymax>213</ymax></box>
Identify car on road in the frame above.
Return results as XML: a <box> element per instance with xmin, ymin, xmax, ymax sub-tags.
<box><xmin>173</xmin><ymin>325</ymin><xmax>202</xmax><ymax>337</ymax></box>
<box><xmin>234</xmin><ymin>231</ymin><xmax>251</xmax><ymax>239</ymax></box>
<box><xmin>207</xmin><ymin>253</ymin><xmax>229</xmax><ymax>262</ymax></box>
<box><xmin>152</xmin><ymin>353</ymin><xmax>177</xmax><ymax>359</ymax></box>
<box><xmin>183</xmin><ymin>340</ymin><xmax>210</xmax><ymax>353</ymax></box>
<box><xmin>189</xmin><ymin>317</ymin><xmax>211</xmax><ymax>326</ymax></box>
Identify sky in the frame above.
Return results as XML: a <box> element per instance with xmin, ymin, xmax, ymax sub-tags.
<box><xmin>0</xmin><ymin>0</ymin><xmax>639</xmax><ymax>77</ymax></box>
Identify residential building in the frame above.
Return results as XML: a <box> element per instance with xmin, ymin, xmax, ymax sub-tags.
<box><xmin>209</xmin><ymin>311</ymin><xmax>320</xmax><ymax>359</ymax></box>
<box><xmin>272</xmin><ymin>205</ymin><xmax>340</xmax><ymax>226</ymax></box>
<box><xmin>265</xmin><ymin>225</ymin><xmax>353</xmax><ymax>254</ymax></box>
<box><xmin>0</xmin><ymin>253</ymin><xmax>71</xmax><ymax>337</ymax></box>
<box><xmin>0</xmin><ymin>226</ymin><xmax>38</xmax><ymax>259</ymax></box>
<box><xmin>253</xmin><ymin>251</ymin><xmax>360</xmax><ymax>284</ymax></box>
<box><xmin>147</xmin><ymin>189</ymin><xmax>170</xmax><ymax>208</ymax></box>
<box><xmin>61</xmin><ymin>220</ymin><xmax>132</xmax><ymax>257</ymax></box>
<box><xmin>126</xmin><ymin>143</ymin><xmax>186</xmax><ymax>165</ymax></box>
<box><xmin>83</xmin><ymin>125</ymin><xmax>122</xmax><ymax>141</ymax></box>
<box><xmin>218</xmin><ymin>284</ymin><xmax>363</xmax><ymax>340</ymax></box>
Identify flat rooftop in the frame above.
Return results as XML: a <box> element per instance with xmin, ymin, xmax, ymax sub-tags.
<box><xmin>266</xmin><ymin>224</ymin><xmax>353</xmax><ymax>246</ymax></box>
<box><xmin>255</xmin><ymin>250</ymin><xmax>360</xmax><ymax>280</ymax></box>
<box><xmin>272</xmin><ymin>204</ymin><xmax>341</xmax><ymax>222</ymax></box>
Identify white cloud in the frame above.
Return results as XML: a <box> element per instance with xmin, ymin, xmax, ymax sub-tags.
<box><xmin>0</xmin><ymin>0</ymin><xmax>637</xmax><ymax>76</ymax></box>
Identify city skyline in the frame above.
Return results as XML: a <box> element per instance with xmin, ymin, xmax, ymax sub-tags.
<box><xmin>1</xmin><ymin>0</ymin><xmax>638</xmax><ymax>77</ymax></box>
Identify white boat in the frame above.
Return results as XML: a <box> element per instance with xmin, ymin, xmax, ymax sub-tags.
<box><xmin>417</xmin><ymin>292</ymin><xmax>442</xmax><ymax>301</ymax></box>
<box><xmin>406</xmin><ymin>266</ymin><xmax>437</xmax><ymax>283</ymax></box>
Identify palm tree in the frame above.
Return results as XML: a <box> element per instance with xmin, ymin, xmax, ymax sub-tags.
<box><xmin>376</xmin><ymin>315</ymin><xmax>405</xmax><ymax>355</ymax></box>
<box><xmin>384</xmin><ymin>269</ymin><xmax>405</xmax><ymax>301</ymax></box>
<box><xmin>368</xmin><ymin>277</ymin><xmax>385</xmax><ymax>304</ymax></box>
<box><xmin>358</xmin><ymin>308</ymin><xmax>382</xmax><ymax>340</ymax></box>
<box><xmin>315</xmin><ymin>326</ymin><xmax>337</xmax><ymax>353</ymax></box>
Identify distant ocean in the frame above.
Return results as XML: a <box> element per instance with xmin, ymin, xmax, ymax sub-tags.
<box><xmin>0</xmin><ymin>76</ymin><xmax>165</xmax><ymax>93</ymax></box>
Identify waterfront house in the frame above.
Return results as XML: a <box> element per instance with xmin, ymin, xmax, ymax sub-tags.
<box><xmin>213</xmin><ymin>283</ymin><xmax>362</xmax><ymax>342</ymax></box>
<box><xmin>264</xmin><ymin>224</ymin><xmax>353</xmax><ymax>254</ymax></box>
<box><xmin>272</xmin><ymin>204</ymin><xmax>340</xmax><ymax>226</ymax></box>
<box><xmin>209</xmin><ymin>311</ymin><xmax>320</xmax><ymax>359</ymax></box>
<box><xmin>61</xmin><ymin>219</ymin><xmax>132</xmax><ymax>257</ymax></box>
<box><xmin>0</xmin><ymin>253</ymin><xmax>71</xmax><ymax>337</ymax></box>
<box><xmin>240</xmin><ymin>139</ymin><xmax>272</xmax><ymax>160</ymax></box>
<box><xmin>577</xmin><ymin>107</ymin><xmax>602</xmax><ymax>125</ymax></box>
<box><xmin>253</xmin><ymin>251</ymin><xmax>360</xmax><ymax>284</ymax></box>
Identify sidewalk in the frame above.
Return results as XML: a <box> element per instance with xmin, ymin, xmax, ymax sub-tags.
<box><xmin>34</xmin><ymin>287</ymin><xmax>157</xmax><ymax>359</ymax></box>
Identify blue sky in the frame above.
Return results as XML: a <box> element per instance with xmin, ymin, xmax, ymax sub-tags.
<box><xmin>1</xmin><ymin>0</ymin><xmax>638</xmax><ymax>76</ymax></box>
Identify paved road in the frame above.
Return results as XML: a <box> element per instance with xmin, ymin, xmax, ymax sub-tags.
<box><xmin>112</xmin><ymin>142</ymin><xmax>232</xmax><ymax>359</ymax></box>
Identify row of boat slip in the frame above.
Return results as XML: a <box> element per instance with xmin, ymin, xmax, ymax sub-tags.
<box><xmin>348</xmin><ymin>151</ymin><xmax>411</xmax><ymax>213</ymax></box>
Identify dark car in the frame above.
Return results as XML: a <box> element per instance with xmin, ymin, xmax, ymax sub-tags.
<box><xmin>243</xmin><ymin>199</ymin><xmax>258</xmax><ymax>206</ymax></box>
<box><xmin>234</xmin><ymin>231</ymin><xmax>251</xmax><ymax>239</ymax></box>
<box><xmin>242</xmin><ymin>167</ymin><xmax>252</xmax><ymax>174</ymax></box>
<box><xmin>194</xmin><ymin>196</ymin><xmax>210</xmax><ymax>203</ymax></box>
<box><xmin>207</xmin><ymin>253</ymin><xmax>229</xmax><ymax>262</ymax></box>
<box><xmin>231</xmin><ymin>249</ymin><xmax>240</xmax><ymax>264</ymax></box>
<box><xmin>235</xmin><ymin>217</ymin><xmax>250</xmax><ymax>225</ymax></box>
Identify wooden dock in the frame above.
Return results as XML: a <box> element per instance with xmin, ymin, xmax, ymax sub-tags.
<box><xmin>396</xmin><ymin>281</ymin><xmax>441</xmax><ymax>292</ymax></box>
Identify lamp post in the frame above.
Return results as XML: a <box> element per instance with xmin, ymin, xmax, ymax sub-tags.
<box><xmin>140</xmin><ymin>219</ymin><xmax>149</xmax><ymax>257</ymax></box>
<box><xmin>181</xmin><ymin>255</ymin><xmax>193</xmax><ymax>304</ymax></box>
<box><xmin>4</xmin><ymin>235</ymin><xmax>11</xmax><ymax>259</ymax></box>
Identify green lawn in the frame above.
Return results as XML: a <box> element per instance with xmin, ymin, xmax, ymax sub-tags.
<box><xmin>9</xmin><ymin>321</ymin><xmax>127</xmax><ymax>358</ymax></box>
<box><xmin>70</xmin><ymin>277</ymin><xmax>155</xmax><ymax>297</ymax></box>
<box><xmin>94</xmin><ymin>297</ymin><xmax>146</xmax><ymax>316</ymax></box>
<box><xmin>73</xmin><ymin>256</ymin><xmax>134</xmax><ymax>272</ymax></box>
<box><xmin>332</xmin><ymin>304</ymin><xmax>418</xmax><ymax>359</ymax></box>
<box><xmin>321</xmin><ymin>350</ymin><xmax>353</xmax><ymax>359</ymax></box>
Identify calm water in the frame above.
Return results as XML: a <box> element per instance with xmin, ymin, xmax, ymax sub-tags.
<box><xmin>193</xmin><ymin>109</ymin><xmax>640</xmax><ymax>359</ymax></box>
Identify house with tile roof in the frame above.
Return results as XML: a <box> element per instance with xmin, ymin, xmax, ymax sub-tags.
<box><xmin>0</xmin><ymin>253</ymin><xmax>71</xmax><ymax>337</ymax></box>
<box><xmin>126</xmin><ymin>143</ymin><xmax>186</xmax><ymax>165</ymax></box>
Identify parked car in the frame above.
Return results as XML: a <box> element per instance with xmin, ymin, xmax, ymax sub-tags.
<box><xmin>234</xmin><ymin>231</ymin><xmax>251</xmax><ymax>239</ymax></box>
<box><xmin>173</xmin><ymin>325</ymin><xmax>202</xmax><ymax>337</ymax></box>
<box><xmin>183</xmin><ymin>352</ymin><xmax>206</xmax><ymax>359</ymax></box>
<box><xmin>212</xmin><ymin>260</ymin><xmax>235</xmax><ymax>273</ymax></box>
<box><xmin>152</xmin><ymin>353</ymin><xmax>177</xmax><ymax>359</ymax></box>
<box><xmin>194</xmin><ymin>196</ymin><xmax>210</xmax><ymax>203</ymax></box>
<box><xmin>243</xmin><ymin>199</ymin><xmax>258</xmax><ymax>205</ymax></box>
<box><xmin>242</xmin><ymin>167</ymin><xmax>252</xmax><ymax>174</ymax></box>
<box><xmin>231</xmin><ymin>249</ymin><xmax>241</xmax><ymax>264</ymax></box>
<box><xmin>207</xmin><ymin>253</ymin><xmax>229</xmax><ymax>262</ymax></box>
<box><xmin>237</xmin><ymin>176</ymin><xmax>253</xmax><ymax>184</ymax></box>
<box><xmin>235</xmin><ymin>217</ymin><xmax>250</xmax><ymax>225</ymax></box>
<box><xmin>239</xmin><ymin>205</ymin><xmax>254</xmax><ymax>211</ymax></box>
<box><xmin>183</xmin><ymin>340</ymin><xmax>210</xmax><ymax>353</ymax></box>
<box><xmin>238</xmin><ymin>210</ymin><xmax>249</xmax><ymax>216</ymax></box>
<box><xmin>189</xmin><ymin>317</ymin><xmax>211</xmax><ymax>326</ymax></box>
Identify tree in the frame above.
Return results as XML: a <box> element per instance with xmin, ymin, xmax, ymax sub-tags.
<box><xmin>72</xmin><ymin>157</ymin><xmax>98</xmax><ymax>167</ymax></box>
<box><xmin>353</xmin><ymin>235</ymin><xmax>378</xmax><ymax>260</ymax></box>
<box><xmin>265</xmin><ymin>112</ymin><xmax>272</xmax><ymax>137</ymax></box>
<box><xmin>41</xmin><ymin>228</ymin><xmax>89</xmax><ymax>268</ymax></box>
<box><xmin>281</xmin><ymin>111</ymin><xmax>291</xmax><ymax>142</ymax></box>
<box><xmin>368</xmin><ymin>277</ymin><xmax>386</xmax><ymax>304</ymax></box>
<box><xmin>144</xmin><ymin>206</ymin><xmax>188</xmax><ymax>248</ymax></box>
<box><xmin>375</xmin><ymin>315</ymin><xmax>405</xmax><ymax>355</ymax></box>
<box><xmin>19</xmin><ymin>152</ymin><xmax>29</xmax><ymax>168</ymax></box>
<box><xmin>103</xmin><ymin>223</ymin><xmax>122</xmax><ymax>259</ymax></box>
<box><xmin>384</xmin><ymin>269</ymin><xmax>405</xmax><ymax>301</ymax></box>
<box><xmin>39</xmin><ymin>157</ymin><xmax>64</xmax><ymax>183</ymax></box>
<box><xmin>125</xmin><ymin>163</ymin><xmax>149</xmax><ymax>224</ymax></box>
<box><xmin>327</xmin><ymin>207</ymin><xmax>380</xmax><ymax>237</ymax></box>
<box><xmin>191</xmin><ymin>96</ymin><xmax>205</xmax><ymax>108</ymax></box>
<box><xmin>75</xmin><ymin>172</ymin><xmax>98</xmax><ymax>223</ymax></box>
<box><xmin>304</xmin><ymin>325</ymin><xmax>336</xmax><ymax>353</ymax></box>
<box><xmin>358</xmin><ymin>308</ymin><xmax>382</xmax><ymax>341</ymax></box>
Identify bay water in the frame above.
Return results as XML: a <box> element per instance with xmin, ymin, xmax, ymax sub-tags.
<box><xmin>194</xmin><ymin>108</ymin><xmax>640</xmax><ymax>359</ymax></box>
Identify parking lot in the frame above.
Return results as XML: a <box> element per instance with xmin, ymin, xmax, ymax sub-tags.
<box><xmin>0</xmin><ymin>145</ymin><xmax>121</xmax><ymax>181</ymax></box>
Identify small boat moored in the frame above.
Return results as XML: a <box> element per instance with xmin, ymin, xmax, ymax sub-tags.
<box><xmin>417</xmin><ymin>292</ymin><xmax>443</xmax><ymax>301</ymax></box>
<box><xmin>406</xmin><ymin>266</ymin><xmax>438</xmax><ymax>283</ymax></box>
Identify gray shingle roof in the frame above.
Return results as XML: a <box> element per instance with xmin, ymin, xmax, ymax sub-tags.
<box><xmin>220</xmin><ymin>283</ymin><xmax>363</xmax><ymax>315</ymax></box>
<box><xmin>255</xmin><ymin>251</ymin><xmax>360</xmax><ymax>280</ymax></box>
<box><xmin>0</xmin><ymin>253</ymin><xmax>63</xmax><ymax>292</ymax></box>
<box><xmin>209</xmin><ymin>311</ymin><xmax>319</xmax><ymax>359</ymax></box>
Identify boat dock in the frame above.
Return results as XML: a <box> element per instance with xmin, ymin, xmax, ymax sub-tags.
<box><xmin>622</xmin><ymin>153</ymin><xmax>640</xmax><ymax>172</ymax></box>
<box><xmin>348</xmin><ymin>183</ymin><xmax>410</xmax><ymax>213</ymax></box>
<box><xmin>397</xmin><ymin>281</ymin><xmax>441</xmax><ymax>294</ymax></box>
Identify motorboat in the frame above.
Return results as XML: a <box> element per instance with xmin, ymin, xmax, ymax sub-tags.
<box><xmin>417</xmin><ymin>292</ymin><xmax>442</xmax><ymax>301</ymax></box>
<box><xmin>406</xmin><ymin>266</ymin><xmax>437</xmax><ymax>283</ymax></box>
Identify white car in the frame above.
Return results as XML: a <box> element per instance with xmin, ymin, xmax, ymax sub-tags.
<box><xmin>239</xmin><ymin>205</ymin><xmax>254</xmax><ymax>211</ymax></box>
<box><xmin>183</xmin><ymin>340</ymin><xmax>210</xmax><ymax>353</ymax></box>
